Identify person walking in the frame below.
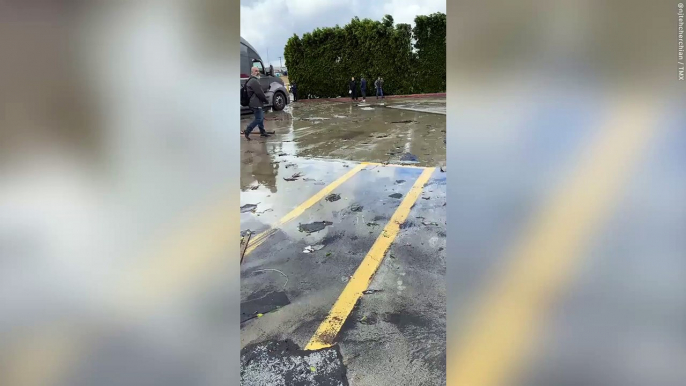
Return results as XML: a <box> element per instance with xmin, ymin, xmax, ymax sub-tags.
<box><xmin>360</xmin><ymin>76</ymin><xmax>367</xmax><ymax>103</ymax></box>
<box><xmin>349</xmin><ymin>77</ymin><xmax>358</xmax><ymax>101</ymax></box>
<box><xmin>244</xmin><ymin>66</ymin><xmax>270</xmax><ymax>140</ymax></box>
<box><xmin>290</xmin><ymin>81</ymin><xmax>298</xmax><ymax>102</ymax></box>
<box><xmin>375</xmin><ymin>76</ymin><xmax>384</xmax><ymax>99</ymax></box>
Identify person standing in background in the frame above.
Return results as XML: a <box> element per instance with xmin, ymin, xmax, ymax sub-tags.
<box><xmin>349</xmin><ymin>77</ymin><xmax>358</xmax><ymax>101</ymax></box>
<box><xmin>376</xmin><ymin>77</ymin><xmax>384</xmax><ymax>99</ymax></box>
<box><xmin>360</xmin><ymin>76</ymin><xmax>367</xmax><ymax>103</ymax></box>
<box><xmin>291</xmin><ymin>82</ymin><xmax>298</xmax><ymax>102</ymax></box>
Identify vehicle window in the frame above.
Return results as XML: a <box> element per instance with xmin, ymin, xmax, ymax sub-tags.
<box><xmin>252</xmin><ymin>60</ymin><xmax>264</xmax><ymax>74</ymax></box>
<box><xmin>240</xmin><ymin>43</ymin><xmax>248</xmax><ymax>55</ymax></box>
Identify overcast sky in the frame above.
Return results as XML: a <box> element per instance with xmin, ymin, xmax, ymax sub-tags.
<box><xmin>240</xmin><ymin>0</ymin><xmax>445</xmax><ymax>69</ymax></box>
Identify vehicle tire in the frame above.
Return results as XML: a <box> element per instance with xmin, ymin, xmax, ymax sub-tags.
<box><xmin>272</xmin><ymin>91</ymin><xmax>286</xmax><ymax>111</ymax></box>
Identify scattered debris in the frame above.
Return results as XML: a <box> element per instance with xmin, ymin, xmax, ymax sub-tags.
<box><xmin>399</xmin><ymin>153</ymin><xmax>419</xmax><ymax>163</ymax></box>
<box><xmin>366</xmin><ymin>222</ymin><xmax>380</xmax><ymax>227</ymax></box>
<box><xmin>303</xmin><ymin>244</ymin><xmax>325</xmax><ymax>253</ymax></box>
<box><xmin>421</xmin><ymin>197</ymin><xmax>430</xmax><ymax>200</ymax></box>
<box><xmin>241</xmin><ymin>203</ymin><xmax>258</xmax><ymax>213</ymax></box>
<box><xmin>440</xmin><ymin>165</ymin><xmax>446</xmax><ymax>172</ymax></box>
<box><xmin>422</xmin><ymin>221</ymin><xmax>439</xmax><ymax>226</ymax></box>
<box><xmin>361</xmin><ymin>107</ymin><xmax>375</xmax><ymax>110</ymax></box>
<box><xmin>249</xmin><ymin>185</ymin><xmax>259</xmax><ymax>190</ymax></box>
<box><xmin>390</xmin><ymin>120</ymin><xmax>417</xmax><ymax>124</ymax></box>
<box><xmin>325</xmin><ymin>193</ymin><xmax>341</xmax><ymax>202</ymax></box>
<box><xmin>362</xmin><ymin>289</ymin><xmax>383</xmax><ymax>295</ymax></box>
<box><xmin>298</xmin><ymin>221</ymin><xmax>333</xmax><ymax>233</ymax></box>
<box><xmin>240</xmin><ymin>232</ymin><xmax>252</xmax><ymax>264</ymax></box>
<box><xmin>395</xmin><ymin>180</ymin><xmax>405</xmax><ymax>184</ymax></box>
<box><xmin>350</xmin><ymin>204</ymin><xmax>363</xmax><ymax>212</ymax></box>
<box><xmin>285</xmin><ymin>163</ymin><xmax>297</xmax><ymax>168</ymax></box>
<box><xmin>389</xmin><ymin>193</ymin><xmax>403</xmax><ymax>199</ymax></box>
<box><xmin>278</xmin><ymin>152</ymin><xmax>288</xmax><ymax>156</ymax></box>
<box><xmin>283</xmin><ymin>172</ymin><xmax>303</xmax><ymax>181</ymax></box>
<box><xmin>314</xmin><ymin>181</ymin><xmax>326</xmax><ymax>185</ymax></box>
<box><xmin>255</xmin><ymin>208</ymin><xmax>273</xmax><ymax>215</ymax></box>
<box><xmin>303</xmin><ymin>178</ymin><xmax>317</xmax><ymax>181</ymax></box>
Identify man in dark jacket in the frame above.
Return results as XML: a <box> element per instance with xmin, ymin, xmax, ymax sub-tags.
<box><xmin>349</xmin><ymin>77</ymin><xmax>357</xmax><ymax>101</ymax></box>
<box><xmin>360</xmin><ymin>77</ymin><xmax>367</xmax><ymax>102</ymax></box>
<box><xmin>244</xmin><ymin>66</ymin><xmax>270</xmax><ymax>140</ymax></box>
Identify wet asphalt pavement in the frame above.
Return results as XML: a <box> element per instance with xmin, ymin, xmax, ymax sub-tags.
<box><xmin>240</xmin><ymin>98</ymin><xmax>447</xmax><ymax>385</ymax></box>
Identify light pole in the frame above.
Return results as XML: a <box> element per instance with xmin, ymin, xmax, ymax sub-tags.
<box><xmin>278</xmin><ymin>56</ymin><xmax>283</xmax><ymax>72</ymax></box>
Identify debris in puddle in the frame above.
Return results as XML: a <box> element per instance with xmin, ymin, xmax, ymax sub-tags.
<box><xmin>298</xmin><ymin>221</ymin><xmax>333</xmax><ymax>233</ymax></box>
<box><xmin>366</xmin><ymin>222</ymin><xmax>380</xmax><ymax>227</ymax></box>
<box><xmin>325</xmin><ymin>193</ymin><xmax>341</xmax><ymax>202</ymax></box>
<box><xmin>390</xmin><ymin>120</ymin><xmax>417</xmax><ymax>124</ymax></box>
<box><xmin>326</xmin><ymin>252</ymin><xmax>332</xmax><ymax>257</ymax></box>
<box><xmin>350</xmin><ymin>204</ymin><xmax>363</xmax><ymax>212</ymax></box>
<box><xmin>256</xmin><ymin>208</ymin><xmax>273</xmax><ymax>215</ymax></box>
<box><xmin>389</xmin><ymin>193</ymin><xmax>403</xmax><ymax>199</ymax></box>
<box><xmin>278</xmin><ymin>152</ymin><xmax>288</xmax><ymax>156</ymax></box>
<box><xmin>399</xmin><ymin>153</ymin><xmax>419</xmax><ymax>163</ymax></box>
<box><xmin>395</xmin><ymin>180</ymin><xmax>405</xmax><ymax>184</ymax></box>
<box><xmin>421</xmin><ymin>196</ymin><xmax>430</xmax><ymax>200</ymax></box>
<box><xmin>283</xmin><ymin>172</ymin><xmax>303</xmax><ymax>181</ymax></box>
<box><xmin>303</xmin><ymin>244</ymin><xmax>325</xmax><ymax>253</ymax></box>
<box><xmin>240</xmin><ymin>203</ymin><xmax>258</xmax><ymax>213</ymax></box>
<box><xmin>422</xmin><ymin>221</ymin><xmax>439</xmax><ymax>226</ymax></box>
<box><xmin>285</xmin><ymin>163</ymin><xmax>297</xmax><ymax>168</ymax></box>
<box><xmin>362</xmin><ymin>289</ymin><xmax>383</xmax><ymax>295</ymax></box>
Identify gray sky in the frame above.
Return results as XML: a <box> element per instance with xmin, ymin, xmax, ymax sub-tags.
<box><xmin>240</xmin><ymin>0</ymin><xmax>445</xmax><ymax>69</ymax></box>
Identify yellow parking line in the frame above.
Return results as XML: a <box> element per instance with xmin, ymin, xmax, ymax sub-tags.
<box><xmin>361</xmin><ymin>161</ymin><xmax>430</xmax><ymax>169</ymax></box>
<box><xmin>448</xmin><ymin>101</ymin><xmax>656</xmax><ymax>386</ymax></box>
<box><xmin>305</xmin><ymin>167</ymin><xmax>435</xmax><ymax>350</ymax></box>
<box><xmin>244</xmin><ymin>163</ymin><xmax>367</xmax><ymax>257</ymax></box>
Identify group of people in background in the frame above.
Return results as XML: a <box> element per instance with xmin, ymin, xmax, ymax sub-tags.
<box><xmin>349</xmin><ymin>76</ymin><xmax>384</xmax><ymax>102</ymax></box>
<box><xmin>287</xmin><ymin>76</ymin><xmax>384</xmax><ymax>103</ymax></box>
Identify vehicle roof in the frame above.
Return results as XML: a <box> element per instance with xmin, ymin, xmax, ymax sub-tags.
<box><xmin>240</xmin><ymin>37</ymin><xmax>262</xmax><ymax>61</ymax></box>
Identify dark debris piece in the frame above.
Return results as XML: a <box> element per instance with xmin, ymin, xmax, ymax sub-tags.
<box><xmin>389</xmin><ymin>193</ymin><xmax>403</xmax><ymax>199</ymax></box>
<box><xmin>299</xmin><ymin>221</ymin><xmax>333</xmax><ymax>233</ymax></box>
<box><xmin>350</xmin><ymin>204</ymin><xmax>363</xmax><ymax>212</ymax></box>
<box><xmin>325</xmin><ymin>193</ymin><xmax>341</xmax><ymax>202</ymax></box>
<box><xmin>241</xmin><ymin>204</ymin><xmax>258</xmax><ymax>213</ymax></box>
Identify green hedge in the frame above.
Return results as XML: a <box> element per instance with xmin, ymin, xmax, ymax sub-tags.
<box><xmin>284</xmin><ymin>13</ymin><xmax>445</xmax><ymax>99</ymax></box>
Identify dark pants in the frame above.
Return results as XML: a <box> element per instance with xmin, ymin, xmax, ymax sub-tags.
<box><xmin>292</xmin><ymin>89</ymin><xmax>297</xmax><ymax>101</ymax></box>
<box><xmin>361</xmin><ymin>89</ymin><xmax>366</xmax><ymax>99</ymax></box>
<box><xmin>351</xmin><ymin>90</ymin><xmax>357</xmax><ymax>100</ymax></box>
<box><xmin>245</xmin><ymin>107</ymin><xmax>266</xmax><ymax>135</ymax></box>
<box><xmin>377</xmin><ymin>87</ymin><xmax>384</xmax><ymax>98</ymax></box>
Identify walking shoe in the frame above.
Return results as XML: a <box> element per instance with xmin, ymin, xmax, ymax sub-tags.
<box><xmin>260</xmin><ymin>133</ymin><xmax>270</xmax><ymax>137</ymax></box>
<box><xmin>244</xmin><ymin>131</ymin><xmax>251</xmax><ymax>140</ymax></box>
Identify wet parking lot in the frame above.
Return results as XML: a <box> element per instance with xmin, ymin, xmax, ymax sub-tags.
<box><xmin>240</xmin><ymin>97</ymin><xmax>447</xmax><ymax>385</ymax></box>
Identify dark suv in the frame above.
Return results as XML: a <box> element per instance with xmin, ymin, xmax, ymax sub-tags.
<box><xmin>240</xmin><ymin>37</ymin><xmax>289</xmax><ymax>114</ymax></box>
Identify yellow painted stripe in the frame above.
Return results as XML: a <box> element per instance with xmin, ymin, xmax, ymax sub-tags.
<box><xmin>361</xmin><ymin>161</ymin><xmax>430</xmax><ymax>169</ymax></box>
<box><xmin>305</xmin><ymin>167</ymin><xmax>436</xmax><ymax>350</ymax></box>
<box><xmin>244</xmin><ymin>163</ymin><xmax>366</xmax><ymax>256</ymax></box>
<box><xmin>448</xmin><ymin>102</ymin><xmax>656</xmax><ymax>386</ymax></box>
